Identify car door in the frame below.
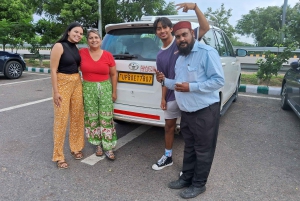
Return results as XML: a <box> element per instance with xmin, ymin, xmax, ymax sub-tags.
<box><xmin>222</xmin><ymin>31</ymin><xmax>240</xmax><ymax>90</ymax></box>
<box><xmin>214</xmin><ymin>30</ymin><xmax>236</xmax><ymax>104</ymax></box>
<box><xmin>0</xmin><ymin>52</ymin><xmax>5</xmax><ymax>72</ymax></box>
<box><xmin>286</xmin><ymin>68</ymin><xmax>300</xmax><ymax>114</ymax></box>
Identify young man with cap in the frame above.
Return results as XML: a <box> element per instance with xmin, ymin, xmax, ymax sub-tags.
<box><xmin>152</xmin><ymin>2</ymin><xmax>210</xmax><ymax>171</ymax></box>
<box><xmin>156</xmin><ymin>21</ymin><xmax>224</xmax><ymax>198</ymax></box>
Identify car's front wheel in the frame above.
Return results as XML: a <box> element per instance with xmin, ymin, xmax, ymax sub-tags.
<box><xmin>281</xmin><ymin>83</ymin><xmax>290</xmax><ymax>110</ymax></box>
<box><xmin>4</xmin><ymin>61</ymin><xmax>23</xmax><ymax>79</ymax></box>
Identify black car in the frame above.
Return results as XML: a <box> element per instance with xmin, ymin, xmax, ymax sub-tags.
<box><xmin>280</xmin><ymin>60</ymin><xmax>300</xmax><ymax>118</ymax></box>
<box><xmin>0</xmin><ymin>51</ymin><xmax>26</xmax><ymax>79</ymax></box>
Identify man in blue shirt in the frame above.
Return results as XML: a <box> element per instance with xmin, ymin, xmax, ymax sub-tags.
<box><xmin>156</xmin><ymin>21</ymin><xmax>224</xmax><ymax>199</ymax></box>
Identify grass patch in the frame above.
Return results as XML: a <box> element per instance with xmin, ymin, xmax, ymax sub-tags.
<box><xmin>25</xmin><ymin>59</ymin><xmax>50</xmax><ymax>68</ymax></box>
<box><xmin>241</xmin><ymin>73</ymin><xmax>283</xmax><ymax>87</ymax></box>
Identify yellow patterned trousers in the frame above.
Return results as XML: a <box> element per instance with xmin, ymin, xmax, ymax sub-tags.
<box><xmin>52</xmin><ymin>73</ymin><xmax>84</xmax><ymax>162</ymax></box>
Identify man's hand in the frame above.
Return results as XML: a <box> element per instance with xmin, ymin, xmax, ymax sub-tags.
<box><xmin>175</xmin><ymin>82</ymin><xmax>190</xmax><ymax>92</ymax></box>
<box><xmin>160</xmin><ymin>99</ymin><xmax>167</xmax><ymax>110</ymax></box>
<box><xmin>176</xmin><ymin>3</ymin><xmax>197</xmax><ymax>12</ymax></box>
<box><xmin>154</xmin><ymin>68</ymin><xmax>165</xmax><ymax>83</ymax></box>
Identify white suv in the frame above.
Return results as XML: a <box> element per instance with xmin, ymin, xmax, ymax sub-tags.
<box><xmin>101</xmin><ymin>15</ymin><xmax>247</xmax><ymax>128</ymax></box>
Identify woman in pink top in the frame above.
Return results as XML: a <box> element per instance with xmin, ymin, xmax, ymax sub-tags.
<box><xmin>79</xmin><ymin>29</ymin><xmax>117</xmax><ymax>160</ymax></box>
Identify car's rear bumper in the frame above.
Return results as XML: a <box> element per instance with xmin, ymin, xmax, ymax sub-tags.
<box><xmin>113</xmin><ymin>103</ymin><xmax>181</xmax><ymax>128</ymax></box>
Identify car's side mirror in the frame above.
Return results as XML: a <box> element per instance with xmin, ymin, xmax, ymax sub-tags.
<box><xmin>290</xmin><ymin>61</ymin><xmax>299</xmax><ymax>69</ymax></box>
<box><xmin>236</xmin><ymin>49</ymin><xmax>247</xmax><ymax>57</ymax></box>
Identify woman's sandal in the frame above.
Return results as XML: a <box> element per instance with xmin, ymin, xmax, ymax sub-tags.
<box><xmin>104</xmin><ymin>150</ymin><xmax>115</xmax><ymax>160</ymax></box>
<box><xmin>71</xmin><ymin>151</ymin><xmax>83</xmax><ymax>160</ymax></box>
<box><xmin>95</xmin><ymin>146</ymin><xmax>103</xmax><ymax>157</ymax></box>
<box><xmin>57</xmin><ymin>161</ymin><xmax>68</xmax><ymax>169</ymax></box>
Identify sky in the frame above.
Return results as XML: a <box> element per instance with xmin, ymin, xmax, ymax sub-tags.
<box><xmin>168</xmin><ymin>0</ymin><xmax>300</xmax><ymax>44</ymax></box>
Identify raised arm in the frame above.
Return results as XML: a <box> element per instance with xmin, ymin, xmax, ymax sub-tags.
<box><xmin>176</xmin><ymin>2</ymin><xmax>210</xmax><ymax>40</ymax></box>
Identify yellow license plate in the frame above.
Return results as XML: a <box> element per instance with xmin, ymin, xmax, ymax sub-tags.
<box><xmin>118</xmin><ymin>72</ymin><xmax>154</xmax><ymax>85</ymax></box>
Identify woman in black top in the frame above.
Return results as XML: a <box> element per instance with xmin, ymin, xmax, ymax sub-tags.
<box><xmin>50</xmin><ymin>22</ymin><xmax>85</xmax><ymax>169</ymax></box>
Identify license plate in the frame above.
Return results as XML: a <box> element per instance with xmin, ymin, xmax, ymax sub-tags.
<box><xmin>118</xmin><ymin>72</ymin><xmax>154</xmax><ymax>85</ymax></box>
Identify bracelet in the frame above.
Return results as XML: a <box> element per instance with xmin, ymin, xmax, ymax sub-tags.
<box><xmin>193</xmin><ymin>3</ymin><xmax>197</xmax><ymax>10</ymax></box>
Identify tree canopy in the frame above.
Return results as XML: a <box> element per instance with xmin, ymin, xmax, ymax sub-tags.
<box><xmin>204</xmin><ymin>3</ymin><xmax>235</xmax><ymax>39</ymax></box>
<box><xmin>235</xmin><ymin>3</ymin><xmax>300</xmax><ymax>47</ymax></box>
<box><xmin>28</xmin><ymin>0</ymin><xmax>177</xmax><ymax>43</ymax></box>
<box><xmin>0</xmin><ymin>0</ymin><xmax>34</xmax><ymax>50</ymax></box>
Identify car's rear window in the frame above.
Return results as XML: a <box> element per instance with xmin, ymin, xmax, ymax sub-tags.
<box><xmin>102</xmin><ymin>28</ymin><xmax>162</xmax><ymax>61</ymax></box>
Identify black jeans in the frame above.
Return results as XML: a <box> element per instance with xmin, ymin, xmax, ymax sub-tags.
<box><xmin>180</xmin><ymin>102</ymin><xmax>220</xmax><ymax>187</ymax></box>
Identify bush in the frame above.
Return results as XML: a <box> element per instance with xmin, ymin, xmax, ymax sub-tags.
<box><xmin>256</xmin><ymin>43</ymin><xmax>297</xmax><ymax>86</ymax></box>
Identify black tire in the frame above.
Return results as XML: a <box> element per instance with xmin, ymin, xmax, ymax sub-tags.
<box><xmin>4</xmin><ymin>61</ymin><xmax>23</xmax><ymax>79</ymax></box>
<box><xmin>233</xmin><ymin>78</ymin><xmax>240</xmax><ymax>102</ymax></box>
<box><xmin>281</xmin><ymin>83</ymin><xmax>290</xmax><ymax>110</ymax></box>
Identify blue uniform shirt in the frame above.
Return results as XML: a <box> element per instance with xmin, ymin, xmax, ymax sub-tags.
<box><xmin>164</xmin><ymin>41</ymin><xmax>225</xmax><ymax>112</ymax></box>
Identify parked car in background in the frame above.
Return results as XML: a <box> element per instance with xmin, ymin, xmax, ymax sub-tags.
<box><xmin>101</xmin><ymin>15</ymin><xmax>247</xmax><ymax>128</ymax></box>
<box><xmin>0</xmin><ymin>51</ymin><xmax>26</xmax><ymax>79</ymax></box>
<box><xmin>280</xmin><ymin>59</ymin><xmax>300</xmax><ymax>118</ymax></box>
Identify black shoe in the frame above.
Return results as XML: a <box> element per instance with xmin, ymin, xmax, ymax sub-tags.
<box><xmin>168</xmin><ymin>179</ymin><xmax>192</xmax><ymax>189</ymax></box>
<box><xmin>180</xmin><ymin>185</ymin><xmax>206</xmax><ymax>199</ymax></box>
<box><xmin>152</xmin><ymin>155</ymin><xmax>173</xmax><ymax>170</ymax></box>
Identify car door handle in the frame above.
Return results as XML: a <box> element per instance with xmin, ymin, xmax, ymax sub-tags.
<box><xmin>222</xmin><ymin>63</ymin><xmax>226</xmax><ymax>67</ymax></box>
<box><xmin>231</xmin><ymin>62</ymin><xmax>236</xmax><ymax>65</ymax></box>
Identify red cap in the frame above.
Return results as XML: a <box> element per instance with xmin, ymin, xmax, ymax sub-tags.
<box><xmin>173</xmin><ymin>21</ymin><xmax>192</xmax><ymax>33</ymax></box>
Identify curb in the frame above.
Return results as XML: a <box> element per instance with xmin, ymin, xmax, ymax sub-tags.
<box><xmin>25</xmin><ymin>68</ymin><xmax>281</xmax><ymax>96</ymax></box>
<box><xmin>26</xmin><ymin>67</ymin><xmax>51</xmax><ymax>73</ymax></box>
<box><xmin>238</xmin><ymin>84</ymin><xmax>281</xmax><ymax>96</ymax></box>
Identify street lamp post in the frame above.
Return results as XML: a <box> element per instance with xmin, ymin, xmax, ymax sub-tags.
<box><xmin>98</xmin><ymin>0</ymin><xmax>102</xmax><ymax>38</ymax></box>
<box><xmin>282</xmin><ymin>0</ymin><xmax>288</xmax><ymax>42</ymax></box>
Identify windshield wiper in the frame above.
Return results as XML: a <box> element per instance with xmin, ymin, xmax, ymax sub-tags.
<box><xmin>113</xmin><ymin>54</ymin><xmax>138</xmax><ymax>60</ymax></box>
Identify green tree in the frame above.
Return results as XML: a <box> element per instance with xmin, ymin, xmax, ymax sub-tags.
<box><xmin>204</xmin><ymin>3</ymin><xmax>235</xmax><ymax>38</ymax></box>
<box><xmin>156</xmin><ymin>1</ymin><xmax>178</xmax><ymax>15</ymax></box>
<box><xmin>230</xmin><ymin>36</ymin><xmax>254</xmax><ymax>46</ymax></box>
<box><xmin>29</xmin><ymin>0</ymin><xmax>99</xmax><ymax>44</ymax></box>
<box><xmin>235</xmin><ymin>6</ymin><xmax>292</xmax><ymax>46</ymax></box>
<box><xmin>30</xmin><ymin>0</ymin><xmax>177</xmax><ymax>42</ymax></box>
<box><xmin>0</xmin><ymin>0</ymin><xmax>34</xmax><ymax>51</ymax></box>
<box><xmin>256</xmin><ymin>42</ymin><xmax>298</xmax><ymax>86</ymax></box>
<box><xmin>117</xmin><ymin>0</ymin><xmax>171</xmax><ymax>22</ymax></box>
<box><xmin>285</xmin><ymin>2</ymin><xmax>300</xmax><ymax>46</ymax></box>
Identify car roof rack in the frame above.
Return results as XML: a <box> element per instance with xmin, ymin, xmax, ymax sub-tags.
<box><xmin>140</xmin><ymin>15</ymin><xmax>215</xmax><ymax>25</ymax></box>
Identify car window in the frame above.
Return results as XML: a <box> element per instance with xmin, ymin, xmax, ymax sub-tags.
<box><xmin>202</xmin><ymin>29</ymin><xmax>217</xmax><ymax>50</ymax></box>
<box><xmin>222</xmin><ymin>32</ymin><xmax>235</xmax><ymax>57</ymax></box>
<box><xmin>214</xmin><ymin>30</ymin><xmax>230</xmax><ymax>57</ymax></box>
<box><xmin>102</xmin><ymin>28</ymin><xmax>161</xmax><ymax>61</ymax></box>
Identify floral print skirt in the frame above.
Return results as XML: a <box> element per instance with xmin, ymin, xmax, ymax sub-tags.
<box><xmin>82</xmin><ymin>80</ymin><xmax>117</xmax><ymax>151</ymax></box>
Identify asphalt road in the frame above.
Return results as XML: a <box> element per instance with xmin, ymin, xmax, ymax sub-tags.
<box><xmin>0</xmin><ymin>72</ymin><xmax>299</xmax><ymax>201</ymax></box>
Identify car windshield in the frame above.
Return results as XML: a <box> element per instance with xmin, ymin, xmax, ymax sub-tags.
<box><xmin>102</xmin><ymin>27</ymin><xmax>162</xmax><ymax>61</ymax></box>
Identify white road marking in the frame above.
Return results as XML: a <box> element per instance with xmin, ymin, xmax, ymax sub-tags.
<box><xmin>240</xmin><ymin>94</ymin><xmax>281</xmax><ymax>100</ymax></box>
<box><xmin>81</xmin><ymin>125</ymin><xmax>152</xmax><ymax>165</ymax></box>
<box><xmin>24</xmin><ymin>72</ymin><xmax>50</xmax><ymax>76</ymax></box>
<box><xmin>0</xmin><ymin>97</ymin><xmax>52</xmax><ymax>113</ymax></box>
<box><xmin>0</xmin><ymin>77</ymin><xmax>50</xmax><ymax>86</ymax></box>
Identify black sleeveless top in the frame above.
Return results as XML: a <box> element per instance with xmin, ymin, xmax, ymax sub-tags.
<box><xmin>57</xmin><ymin>40</ymin><xmax>81</xmax><ymax>74</ymax></box>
